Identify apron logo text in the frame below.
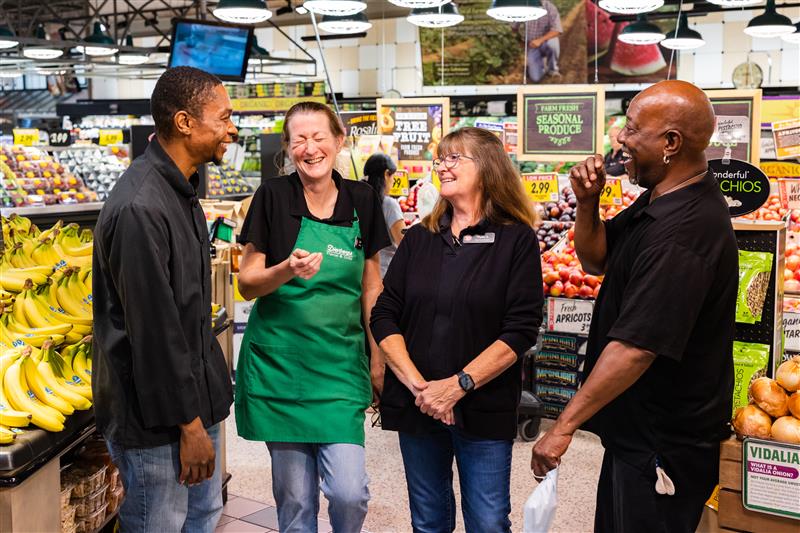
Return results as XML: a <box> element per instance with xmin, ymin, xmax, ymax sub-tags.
<box><xmin>326</xmin><ymin>244</ymin><xmax>354</xmax><ymax>261</ymax></box>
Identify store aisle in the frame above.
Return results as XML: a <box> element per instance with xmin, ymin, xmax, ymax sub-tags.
<box><xmin>223</xmin><ymin>410</ymin><xmax>604</xmax><ymax>532</ymax></box>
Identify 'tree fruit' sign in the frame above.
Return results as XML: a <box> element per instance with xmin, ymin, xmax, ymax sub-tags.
<box><xmin>706</xmin><ymin>89</ymin><xmax>762</xmax><ymax>164</ymax></box>
<box><xmin>517</xmin><ymin>86</ymin><xmax>604</xmax><ymax>162</ymax></box>
<box><xmin>709</xmin><ymin>158</ymin><xmax>770</xmax><ymax>217</ymax></box>
<box><xmin>742</xmin><ymin>438</ymin><xmax>800</xmax><ymax>521</ymax></box>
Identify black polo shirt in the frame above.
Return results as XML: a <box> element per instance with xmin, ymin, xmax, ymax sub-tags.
<box><xmin>584</xmin><ymin>170</ymin><xmax>737</xmax><ymax>463</ymax></box>
<box><xmin>371</xmin><ymin>217</ymin><xmax>544</xmax><ymax>440</ymax></box>
<box><xmin>239</xmin><ymin>171</ymin><xmax>389</xmax><ymax>262</ymax></box>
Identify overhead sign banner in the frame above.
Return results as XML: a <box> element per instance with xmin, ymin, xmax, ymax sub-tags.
<box><xmin>376</xmin><ymin>98</ymin><xmax>449</xmax><ymax>181</ymax></box>
<box><xmin>706</xmin><ymin>89</ymin><xmax>762</xmax><ymax>165</ymax></box>
<box><xmin>341</xmin><ymin>111</ymin><xmax>377</xmax><ymax>137</ymax></box>
<box><xmin>230</xmin><ymin>96</ymin><xmax>326</xmax><ymax>113</ymax></box>
<box><xmin>742</xmin><ymin>438</ymin><xmax>800</xmax><ymax>521</ymax></box>
<box><xmin>517</xmin><ymin>85</ymin><xmax>604</xmax><ymax>162</ymax></box>
<box><xmin>762</xmin><ymin>161</ymin><xmax>800</xmax><ymax>179</ymax></box>
<box><xmin>773</xmin><ymin>118</ymin><xmax>800</xmax><ymax>160</ymax></box>
<box><xmin>709</xmin><ymin>158</ymin><xmax>770</xmax><ymax>217</ymax></box>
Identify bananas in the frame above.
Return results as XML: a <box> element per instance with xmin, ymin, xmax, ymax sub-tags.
<box><xmin>2</xmin><ymin>347</ymin><xmax>65</xmax><ymax>432</ymax></box>
<box><xmin>0</xmin><ymin>425</ymin><xmax>16</xmax><ymax>444</ymax></box>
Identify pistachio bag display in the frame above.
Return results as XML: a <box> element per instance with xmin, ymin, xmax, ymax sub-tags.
<box><xmin>732</xmin><ymin>341</ymin><xmax>770</xmax><ymax>417</ymax></box>
<box><xmin>736</xmin><ymin>250</ymin><xmax>773</xmax><ymax>324</ymax></box>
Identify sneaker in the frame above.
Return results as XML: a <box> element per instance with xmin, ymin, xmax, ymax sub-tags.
<box><xmin>547</xmin><ymin>70</ymin><xmax>563</xmax><ymax>79</ymax></box>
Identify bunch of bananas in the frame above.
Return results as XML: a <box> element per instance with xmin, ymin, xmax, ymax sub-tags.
<box><xmin>0</xmin><ymin>214</ymin><xmax>94</xmax><ymax>443</ymax></box>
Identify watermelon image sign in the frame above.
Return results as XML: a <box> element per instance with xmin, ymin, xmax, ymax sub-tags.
<box><xmin>706</xmin><ymin>89</ymin><xmax>763</xmax><ymax>165</ymax></box>
<box><xmin>517</xmin><ymin>86</ymin><xmax>605</xmax><ymax>162</ymax></box>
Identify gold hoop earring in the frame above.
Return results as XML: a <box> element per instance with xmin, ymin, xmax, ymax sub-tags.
<box><xmin>663</xmin><ymin>155</ymin><xmax>670</xmax><ymax>165</ymax></box>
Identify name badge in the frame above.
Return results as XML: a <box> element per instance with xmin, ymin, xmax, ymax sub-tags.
<box><xmin>462</xmin><ymin>232</ymin><xmax>495</xmax><ymax>244</ymax></box>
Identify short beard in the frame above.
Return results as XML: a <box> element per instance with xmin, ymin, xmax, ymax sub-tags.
<box><xmin>211</xmin><ymin>153</ymin><xmax>223</xmax><ymax>166</ymax></box>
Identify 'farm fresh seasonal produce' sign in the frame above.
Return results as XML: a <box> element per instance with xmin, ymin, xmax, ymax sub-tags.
<box><xmin>709</xmin><ymin>158</ymin><xmax>770</xmax><ymax>217</ymax></box>
<box><xmin>517</xmin><ymin>86</ymin><xmax>604</xmax><ymax>162</ymax></box>
<box><xmin>742</xmin><ymin>438</ymin><xmax>800</xmax><ymax>520</ymax></box>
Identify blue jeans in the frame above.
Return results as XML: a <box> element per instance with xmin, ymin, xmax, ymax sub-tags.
<box><xmin>398</xmin><ymin>428</ymin><xmax>513</xmax><ymax>533</ymax></box>
<box><xmin>527</xmin><ymin>39</ymin><xmax>560</xmax><ymax>82</ymax></box>
<box><xmin>106</xmin><ymin>424</ymin><xmax>223</xmax><ymax>533</ymax></box>
<box><xmin>267</xmin><ymin>442</ymin><xmax>369</xmax><ymax>533</ymax></box>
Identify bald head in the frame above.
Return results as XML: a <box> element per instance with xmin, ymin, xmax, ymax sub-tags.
<box><xmin>631</xmin><ymin>80</ymin><xmax>716</xmax><ymax>153</ymax></box>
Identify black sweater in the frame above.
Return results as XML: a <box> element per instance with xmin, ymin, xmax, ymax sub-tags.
<box><xmin>370</xmin><ymin>218</ymin><xmax>543</xmax><ymax>440</ymax></box>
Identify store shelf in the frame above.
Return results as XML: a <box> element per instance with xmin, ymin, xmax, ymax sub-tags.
<box><xmin>0</xmin><ymin>201</ymin><xmax>103</xmax><ymax>218</ymax></box>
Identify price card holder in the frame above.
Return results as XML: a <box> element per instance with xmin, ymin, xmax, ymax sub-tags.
<box><xmin>522</xmin><ymin>173</ymin><xmax>559</xmax><ymax>203</ymax></box>
<box><xmin>47</xmin><ymin>129</ymin><xmax>72</xmax><ymax>147</ymax></box>
<box><xmin>13</xmin><ymin>128</ymin><xmax>40</xmax><ymax>146</ymax></box>
<box><xmin>98</xmin><ymin>129</ymin><xmax>124</xmax><ymax>146</ymax></box>
<box><xmin>600</xmin><ymin>178</ymin><xmax>623</xmax><ymax>206</ymax></box>
<box><xmin>389</xmin><ymin>170</ymin><xmax>410</xmax><ymax>197</ymax></box>
<box><xmin>778</xmin><ymin>179</ymin><xmax>800</xmax><ymax>210</ymax></box>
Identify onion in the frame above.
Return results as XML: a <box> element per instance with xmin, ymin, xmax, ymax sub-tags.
<box><xmin>750</xmin><ymin>377</ymin><xmax>789</xmax><ymax>417</ymax></box>
<box><xmin>770</xmin><ymin>416</ymin><xmax>800</xmax><ymax>444</ymax></box>
<box><xmin>732</xmin><ymin>404</ymin><xmax>773</xmax><ymax>439</ymax></box>
<box><xmin>776</xmin><ymin>356</ymin><xmax>800</xmax><ymax>392</ymax></box>
<box><xmin>789</xmin><ymin>392</ymin><xmax>800</xmax><ymax>419</ymax></box>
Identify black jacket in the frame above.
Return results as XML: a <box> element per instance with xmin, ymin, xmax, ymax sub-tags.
<box><xmin>92</xmin><ymin>139</ymin><xmax>233</xmax><ymax>448</ymax></box>
<box><xmin>370</xmin><ymin>219</ymin><xmax>543</xmax><ymax>440</ymax></box>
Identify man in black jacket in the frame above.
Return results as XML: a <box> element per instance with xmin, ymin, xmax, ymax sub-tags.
<box><xmin>93</xmin><ymin>66</ymin><xmax>236</xmax><ymax>532</ymax></box>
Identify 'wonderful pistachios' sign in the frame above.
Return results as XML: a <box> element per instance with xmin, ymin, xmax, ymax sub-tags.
<box><xmin>517</xmin><ymin>86</ymin><xmax>605</xmax><ymax>162</ymax></box>
<box><xmin>742</xmin><ymin>438</ymin><xmax>800</xmax><ymax>520</ymax></box>
<box><xmin>709</xmin><ymin>158</ymin><xmax>770</xmax><ymax>217</ymax></box>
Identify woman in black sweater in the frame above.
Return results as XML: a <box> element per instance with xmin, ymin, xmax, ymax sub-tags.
<box><xmin>370</xmin><ymin>127</ymin><xmax>544</xmax><ymax>533</ymax></box>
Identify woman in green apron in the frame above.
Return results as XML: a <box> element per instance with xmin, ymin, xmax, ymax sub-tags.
<box><xmin>235</xmin><ymin>101</ymin><xmax>390</xmax><ymax>533</ymax></box>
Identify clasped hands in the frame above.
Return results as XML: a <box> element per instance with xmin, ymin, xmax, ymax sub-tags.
<box><xmin>410</xmin><ymin>375</ymin><xmax>466</xmax><ymax>426</ymax></box>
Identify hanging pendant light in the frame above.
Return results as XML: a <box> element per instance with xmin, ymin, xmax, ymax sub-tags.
<box><xmin>213</xmin><ymin>0</ymin><xmax>272</xmax><ymax>24</ymax></box>
<box><xmin>598</xmin><ymin>0</ymin><xmax>664</xmax><ymax>15</ymax></box>
<box><xmin>486</xmin><ymin>0</ymin><xmax>546</xmax><ymax>22</ymax></box>
<box><xmin>781</xmin><ymin>21</ymin><xmax>800</xmax><ymax>43</ymax></box>
<box><xmin>618</xmin><ymin>14</ymin><xmax>665</xmax><ymax>45</ymax></box>
<box><xmin>744</xmin><ymin>0</ymin><xmax>795</xmax><ymax>38</ymax></box>
<box><xmin>303</xmin><ymin>1</ymin><xmax>367</xmax><ymax>16</ymax></box>
<box><xmin>23</xmin><ymin>25</ymin><xmax>64</xmax><ymax>59</ymax></box>
<box><xmin>661</xmin><ymin>13</ymin><xmax>705</xmax><ymax>50</ymax></box>
<box><xmin>118</xmin><ymin>35</ymin><xmax>150</xmax><ymax>65</ymax></box>
<box><xmin>76</xmin><ymin>22</ymin><xmax>118</xmax><ymax>56</ymax></box>
<box><xmin>0</xmin><ymin>26</ymin><xmax>18</xmax><ymax>49</ymax></box>
<box><xmin>408</xmin><ymin>3</ymin><xmax>465</xmax><ymax>27</ymax></box>
<box><xmin>706</xmin><ymin>0</ymin><xmax>763</xmax><ymax>6</ymax></box>
<box><xmin>248</xmin><ymin>39</ymin><xmax>271</xmax><ymax>65</ymax></box>
<box><xmin>318</xmin><ymin>12</ymin><xmax>372</xmax><ymax>34</ymax></box>
<box><xmin>388</xmin><ymin>0</ymin><xmax>451</xmax><ymax>7</ymax></box>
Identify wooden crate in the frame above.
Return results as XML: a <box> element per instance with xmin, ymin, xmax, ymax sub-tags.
<box><xmin>717</xmin><ymin>437</ymin><xmax>798</xmax><ymax>533</ymax></box>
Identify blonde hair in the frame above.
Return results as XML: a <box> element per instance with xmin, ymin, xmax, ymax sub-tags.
<box><xmin>280</xmin><ymin>101</ymin><xmax>345</xmax><ymax>175</ymax></box>
<box><xmin>422</xmin><ymin>127</ymin><xmax>539</xmax><ymax>231</ymax></box>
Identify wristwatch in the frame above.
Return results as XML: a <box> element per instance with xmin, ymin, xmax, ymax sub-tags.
<box><xmin>457</xmin><ymin>371</ymin><xmax>475</xmax><ymax>393</ymax></box>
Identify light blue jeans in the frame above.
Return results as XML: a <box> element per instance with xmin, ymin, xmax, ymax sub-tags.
<box><xmin>527</xmin><ymin>39</ymin><xmax>561</xmax><ymax>82</ymax></box>
<box><xmin>106</xmin><ymin>424</ymin><xmax>223</xmax><ymax>533</ymax></box>
<box><xmin>267</xmin><ymin>442</ymin><xmax>370</xmax><ymax>533</ymax></box>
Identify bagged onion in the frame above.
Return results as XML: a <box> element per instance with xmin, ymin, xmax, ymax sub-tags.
<box><xmin>770</xmin><ymin>416</ymin><xmax>800</xmax><ymax>444</ymax></box>
<box><xmin>732</xmin><ymin>404</ymin><xmax>772</xmax><ymax>439</ymax></box>
<box><xmin>776</xmin><ymin>356</ymin><xmax>800</xmax><ymax>392</ymax></box>
<box><xmin>789</xmin><ymin>392</ymin><xmax>800</xmax><ymax>419</ymax></box>
<box><xmin>750</xmin><ymin>377</ymin><xmax>789</xmax><ymax>417</ymax></box>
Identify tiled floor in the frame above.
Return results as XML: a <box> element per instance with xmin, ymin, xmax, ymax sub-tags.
<box><xmin>216</xmin><ymin>495</ymin><xmax>336</xmax><ymax>533</ymax></box>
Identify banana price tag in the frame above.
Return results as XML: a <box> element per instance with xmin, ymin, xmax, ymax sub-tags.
<box><xmin>13</xmin><ymin>128</ymin><xmax>40</xmax><ymax>146</ymax></box>
<box><xmin>600</xmin><ymin>178</ymin><xmax>623</xmax><ymax>206</ymax></box>
<box><xmin>98</xmin><ymin>129</ymin><xmax>124</xmax><ymax>146</ymax></box>
<box><xmin>522</xmin><ymin>173</ymin><xmax>559</xmax><ymax>203</ymax></box>
<box><xmin>389</xmin><ymin>170</ymin><xmax>409</xmax><ymax>196</ymax></box>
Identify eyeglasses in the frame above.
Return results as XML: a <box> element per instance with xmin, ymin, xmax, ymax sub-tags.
<box><xmin>432</xmin><ymin>153</ymin><xmax>475</xmax><ymax>171</ymax></box>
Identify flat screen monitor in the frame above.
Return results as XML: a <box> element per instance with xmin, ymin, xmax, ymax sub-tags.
<box><xmin>168</xmin><ymin>18</ymin><xmax>253</xmax><ymax>82</ymax></box>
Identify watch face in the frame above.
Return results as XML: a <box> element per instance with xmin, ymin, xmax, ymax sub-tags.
<box><xmin>459</xmin><ymin>372</ymin><xmax>474</xmax><ymax>391</ymax></box>
<box><xmin>733</xmin><ymin>62</ymin><xmax>763</xmax><ymax>89</ymax></box>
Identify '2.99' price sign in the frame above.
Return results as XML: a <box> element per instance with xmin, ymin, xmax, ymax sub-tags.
<box><xmin>389</xmin><ymin>170</ymin><xmax>409</xmax><ymax>196</ymax></box>
<box><xmin>599</xmin><ymin>178</ymin><xmax>623</xmax><ymax>206</ymax></box>
<box><xmin>522</xmin><ymin>173</ymin><xmax>559</xmax><ymax>203</ymax></box>
<box><xmin>12</xmin><ymin>128</ymin><xmax>40</xmax><ymax>146</ymax></box>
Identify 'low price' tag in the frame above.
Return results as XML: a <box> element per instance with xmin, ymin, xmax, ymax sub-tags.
<box><xmin>98</xmin><ymin>129</ymin><xmax>124</xmax><ymax>146</ymax></box>
<box><xmin>389</xmin><ymin>172</ymin><xmax>409</xmax><ymax>197</ymax></box>
<box><xmin>13</xmin><ymin>128</ymin><xmax>40</xmax><ymax>146</ymax></box>
<box><xmin>600</xmin><ymin>178</ymin><xmax>623</xmax><ymax>206</ymax></box>
<box><xmin>522</xmin><ymin>173</ymin><xmax>559</xmax><ymax>203</ymax></box>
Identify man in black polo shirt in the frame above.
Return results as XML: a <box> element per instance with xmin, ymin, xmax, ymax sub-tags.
<box><xmin>531</xmin><ymin>80</ymin><xmax>737</xmax><ymax>532</ymax></box>
<box><xmin>93</xmin><ymin>67</ymin><xmax>235</xmax><ymax>532</ymax></box>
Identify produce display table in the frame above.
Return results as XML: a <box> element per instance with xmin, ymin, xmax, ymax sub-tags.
<box><xmin>718</xmin><ymin>436</ymin><xmax>798</xmax><ymax>533</ymax></box>
<box><xmin>0</xmin><ymin>410</ymin><xmax>95</xmax><ymax>532</ymax></box>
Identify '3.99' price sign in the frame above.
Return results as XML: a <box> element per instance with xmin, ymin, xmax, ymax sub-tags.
<box><xmin>522</xmin><ymin>173</ymin><xmax>559</xmax><ymax>203</ymax></box>
<box><xmin>599</xmin><ymin>178</ymin><xmax>623</xmax><ymax>206</ymax></box>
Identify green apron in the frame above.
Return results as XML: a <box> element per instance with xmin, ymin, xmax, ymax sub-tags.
<box><xmin>235</xmin><ymin>211</ymin><xmax>371</xmax><ymax>445</ymax></box>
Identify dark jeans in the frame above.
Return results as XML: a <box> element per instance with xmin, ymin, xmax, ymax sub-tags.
<box><xmin>594</xmin><ymin>443</ymin><xmax>719</xmax><ymax>533</ymax></box>
<box><xmin>398</xmin><ymin>427</ymin><xmax>513</xmax><ymax>533</ymax></box>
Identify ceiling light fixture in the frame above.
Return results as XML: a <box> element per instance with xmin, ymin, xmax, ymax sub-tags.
<box><xmin>118</xmin><ymin>35</ymin><xmax>150</xmax><ymax>65</ymax></box>
<box><xmin>303</xmin><ymin>1</ymin><xmax>367</xmax><ymax>16</ymax></box>
<box><xmin>408</xmin><ymin>3</ymin><xmax>465</xmax><ymax>27</ymax></box>
<box><xmin>706</xmin><ymin>0</ymin><xmax>763</xmax><ymax>6</ymax></box>
<box><xmin>318</xmin><ymin>12</ymin><xmax>373</xmax><ymax>34</ymax></box>
<box><xmin>76</xmin><ymin>22</ymin><xmax>118</xmax><ymax>56</ymax></box>
<box><xmin>598</xmin><ymin>0</ymin><xmax>664</xmax><ymax>14</ymax></box>
<box><xmin>744</xmin><ymin>0</ymin><xmax>795</xmax><ymax>38</ymax></box>
<box><xmin>781</xmin><ymin>21</ymin><xmax>800</xmax><ymax>43</ymax></box>
<box><xmin>661</xmin><ymin>13</ymin><xmax>705</xmax><ymax>50</ymax></box>
<box><xmin>388</xmin><ymin>0</ymin><xmax>451</xmax><ymax>7</ymax></box>
<box><xmin>23</xmin><ymin>25</ymin><xmax>64</xmax><ymax>59</ymax></box>
<box><xmin>213</xmin><ymin>0</ymin><xmax>272</xmax><ymax>24</ymax></box>
<box><xmin>0</xmin><ymin>26</ymin><xmax>18</xmax><ymax>49</ymax></box>
<box><xmin>618</xmin><ymin>13</ymin><xmax>665</xmax><ymax>45</ymax></box>
<box><xmin>486</xmin><ymin>0</ymin><xmax>546</xmax><ymax>22</ymax></box>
